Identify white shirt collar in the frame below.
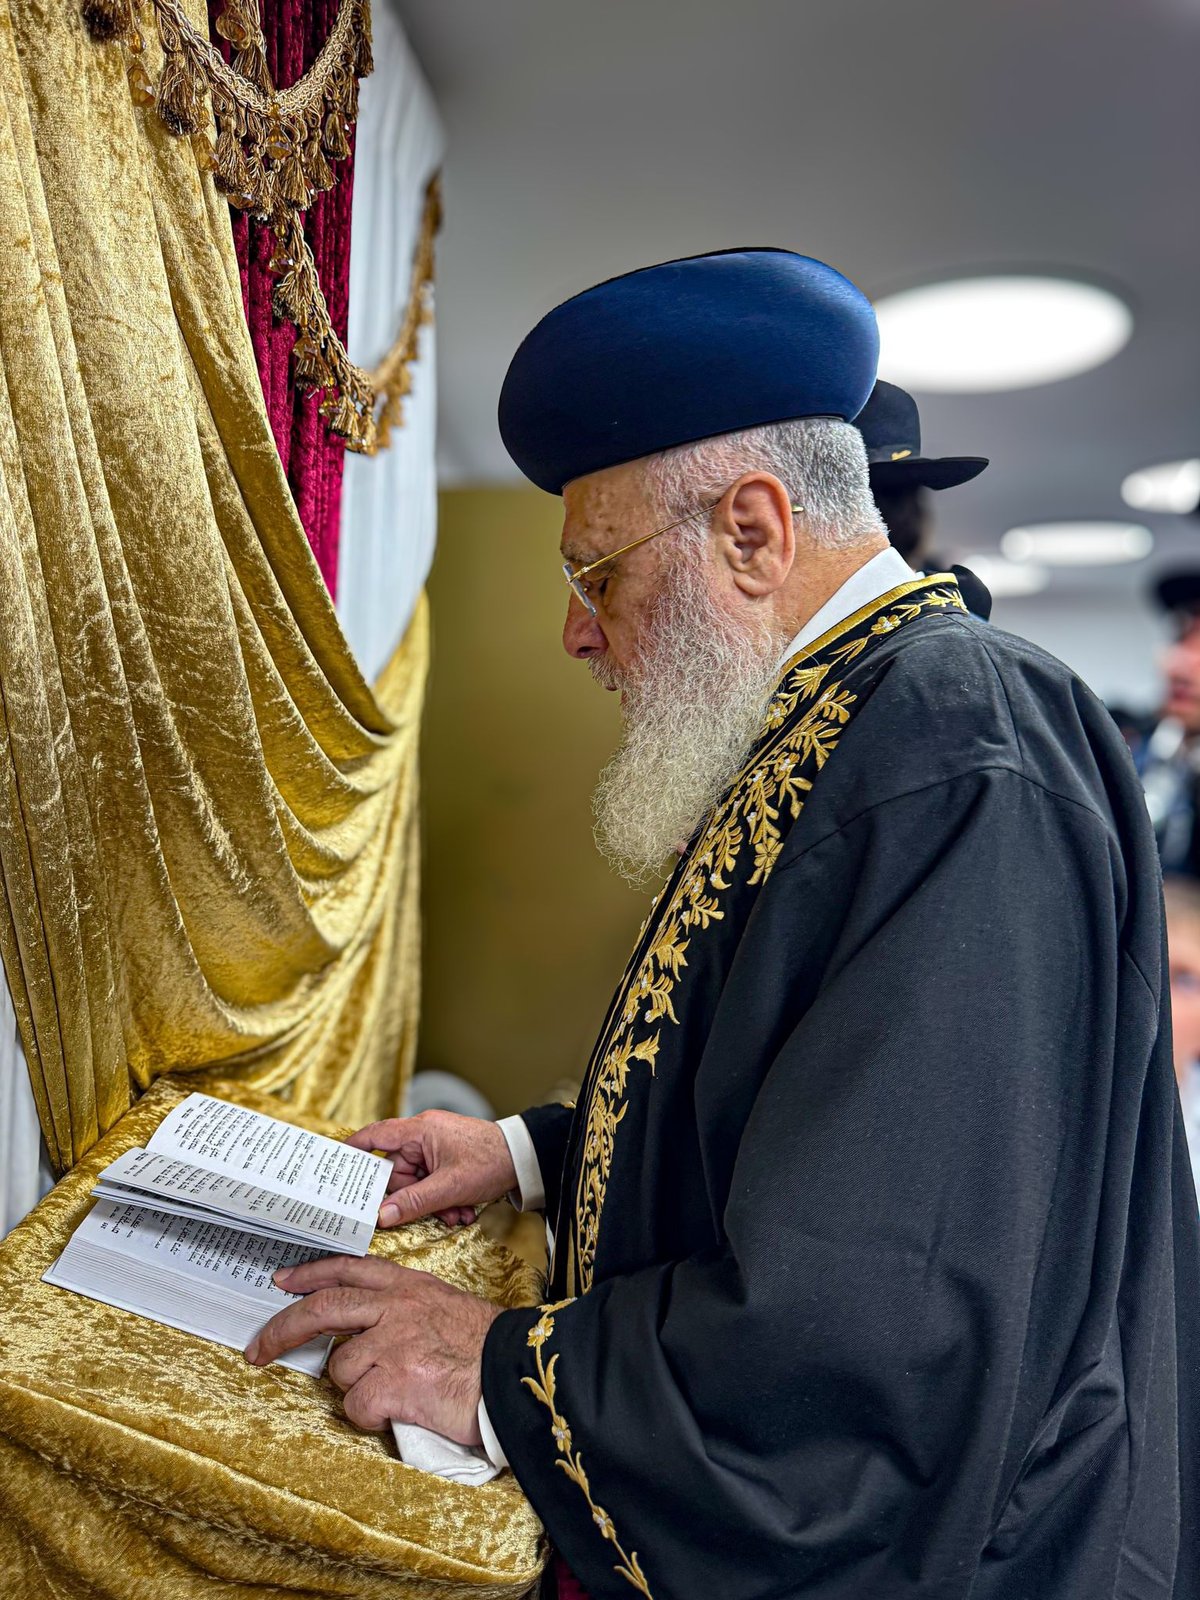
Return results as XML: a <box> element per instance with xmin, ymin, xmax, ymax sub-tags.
<box><xmin>779</xmin><ymin>546</ymin><xmax>918</xmax><ymax>667</ymax></box>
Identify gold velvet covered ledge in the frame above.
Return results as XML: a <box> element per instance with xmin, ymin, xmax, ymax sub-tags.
<box><xmin>0</xmin><ymin>1080</ymin><xmax>546</xmax><ymax>1598</ymax></box>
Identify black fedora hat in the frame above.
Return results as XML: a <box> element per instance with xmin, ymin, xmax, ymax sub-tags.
<box><xmin>858</xmin><ymin>381</ymin><xmax>988</xmax><ymax>492</ymax></box>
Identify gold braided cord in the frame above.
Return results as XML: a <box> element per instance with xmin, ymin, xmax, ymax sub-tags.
<box><xmin>81</xmin><ymin>0</ymin><xmax>440</xmax><ymax>456</ymax></box>
<box><xmin>156</xmin><ymin>0</ymin><xmax>364</xmax><ymax>124</ymax></box>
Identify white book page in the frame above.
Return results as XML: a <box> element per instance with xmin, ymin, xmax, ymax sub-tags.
<box><xmin>69</xmin><ymin>1199</ymin><xmax>324</xmax><ymax>1301</ymax></box>
<box><xmin>148</xmin><ymin>1095</ymin><xmax>390</xmax><ymax>1223</ymax></box>
<box><xmin>99</xmin><ymin>1148</ymin><xmax>374</xmax><ymax>1251</ymax></box>
<box><xmin>43</xmin><ymin>1202</ymin><xmax>329</xmax><ymax>1375</ymax></box>
<box><xmin>90</xmin><ymin>1180</ymin><xmax>310</xmax><ymax>1243</ymax></box>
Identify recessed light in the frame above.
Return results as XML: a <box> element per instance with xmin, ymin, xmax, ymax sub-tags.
<box><xmin>875</xmin><ymin>275</ymin><xmax>1133</xmax><ymax>392</ymax></box>
<box><xmin>957</xmin><ymin>555</ymin><xmax>1050</xmax><ymax>597</ymax></box>
<box><xmin>1000</xmin><ymin>522</ymin><xmax>1153</xmax><ymax>566</ymax></box>
<box><xmin>1121</xmin><ymin>459</ymin><xmax>1200</xmax><ymax>514</ymax></box>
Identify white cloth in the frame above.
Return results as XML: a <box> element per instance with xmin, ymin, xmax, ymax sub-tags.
<box><xmin>496</xmin><ymin>1113</ymin><xmax>545</xmax><ymax>1212</ymax></box>
<box><xmin>0</xmin><ymin>982</ymin><xmax>54</xmax><ymax>1239</ymax></box>
<box><xmin>336</xmin><ymin>0</ymin><xmax>444</xmax><ymax>683</ymax></box>
<box><xmin>391</xmin><ymin>1419</ymin><xmax>500</xmax><ymax>1484</ymax></box>
<box><xmin>1181</xmin><ymin>1061</ymin><xmax>1200</xmax><ymax>1208</ymax></box>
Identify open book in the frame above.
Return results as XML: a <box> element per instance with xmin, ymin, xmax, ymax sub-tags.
<box><xmin>43</xmin><ymin>1094</ymin><xmax>392</xmax><ymax>1375</ymax></box>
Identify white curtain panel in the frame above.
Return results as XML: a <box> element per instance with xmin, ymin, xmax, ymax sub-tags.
<box><xmin>0</xmin><ymin>1</ymin><xmax>444</xmax><ymax>1236</ymax></box>
<box><xmin>336</xmin><ymin>0</ymin><xmax>444</xmax><ymax>683</ymax></box>
<box><xmin>0</xmin><ymin>979</ymin><xmax>54</xmax><ymax>1238</ymax></box>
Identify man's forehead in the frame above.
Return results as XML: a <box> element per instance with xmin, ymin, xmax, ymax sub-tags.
<box><xmin>559</xmin><ymin>463</ymin><xmax>649</xmax><ymax>562</ymax></box>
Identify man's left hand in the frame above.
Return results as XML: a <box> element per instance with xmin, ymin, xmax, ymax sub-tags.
<box><xmin>244</xmin><ymin>1256</ymin><xmax>501</xmax><ymax>1445</ymax></box>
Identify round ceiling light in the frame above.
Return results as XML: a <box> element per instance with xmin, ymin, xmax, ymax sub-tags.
<box><xmin>957</xmin><ymin>554</ymin><xmax>1049</xmax><ymax>598</ymax></box>
<box><xmin>1121</xmin><ymin>458</ymin><xmax>1200</xmax><ymax>514</ymax></box>
<box><xmin>875</xmin><ymin>275</ymin><xmax>1133</xmax><ymax>392</ymax></box>
<box><xmin>1000</xmin><ymin>521</ymin><xmax>1153</xmax><ymax>566</ymax></box>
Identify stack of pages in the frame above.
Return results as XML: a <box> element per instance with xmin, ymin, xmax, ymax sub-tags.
<box><xmin>44</xmin><ymin>1094</ymin><xmax>391</xmax><ymax>1375</ymax></box>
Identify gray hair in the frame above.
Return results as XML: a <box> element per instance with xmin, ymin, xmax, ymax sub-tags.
<box><xmin>641</xmin><ymin>417</ymin><xmax>886</xmax><ymax>550</ymax></box>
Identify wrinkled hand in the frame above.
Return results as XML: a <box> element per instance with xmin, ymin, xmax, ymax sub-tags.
<box><xmin>346</xmin><ymin>1111</ymin><xmax>518</xmax><ymax>1228</ymax></box>
<box><xmin>245</xmin><ymin>1256</ymin><xmax>500</xmax><ymax>1444</ymax></box>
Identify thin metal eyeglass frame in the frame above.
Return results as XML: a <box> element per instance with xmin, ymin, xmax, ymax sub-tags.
<box><xmin>563</xmin><ymin>496</ymin><xmax>803</xmax><ymax>616</ymax></box>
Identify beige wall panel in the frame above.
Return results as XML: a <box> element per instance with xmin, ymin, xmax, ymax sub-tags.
<box><xmin>421</xmin><ymin>489</ymin><xmax>645</xmax><ymax>1115</ymax></box>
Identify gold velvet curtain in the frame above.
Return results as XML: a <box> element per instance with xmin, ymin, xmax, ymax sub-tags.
<box><xmin>0</xmin><ymin>0</ymin><xmax>424</xmax><ymax>1174</ymax></box>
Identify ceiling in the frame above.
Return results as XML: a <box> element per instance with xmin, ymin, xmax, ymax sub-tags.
<box><xmin>396</xmin><ymin>0</ymin><xmax>1200</xmax><ymax>601</ymax></box>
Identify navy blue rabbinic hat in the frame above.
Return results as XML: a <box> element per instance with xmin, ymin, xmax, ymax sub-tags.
<box><xmin>499</xmin><ymin>248</ymin><xmax>880</xmax><ymax>495</ymax></box>
<box><xmin>857</xmin><ymin>381</ymin><xmax>988</xmax><ymax>493</ymax></box>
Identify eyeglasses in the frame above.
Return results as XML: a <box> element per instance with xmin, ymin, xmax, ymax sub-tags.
<box><xmin>562</xmin><ymin>495</ymin><xmax>803</xmax><ymax>617</ymax></box>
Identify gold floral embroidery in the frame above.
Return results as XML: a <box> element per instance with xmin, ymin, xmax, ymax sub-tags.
<box><xmin>570</xmin><ymin>582</ymin><xmax>965</xmax><ymax>1292</ymax></box>
<box><xmin>522</xmin><ymin>1303</ymin><xmax>654</xmax><ymax>1597</ymax></box>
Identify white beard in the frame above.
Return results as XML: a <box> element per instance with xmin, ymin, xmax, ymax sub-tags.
<box><xmin>590</xmin><ymin>553</ymin><xmax>783</xmax><ymax>886</ymax></box>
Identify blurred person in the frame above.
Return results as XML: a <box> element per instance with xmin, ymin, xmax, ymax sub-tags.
<box><xmin>1164</xmin><ymin>876</ymin><xmax>1200</xmax><ymax>1202</ymax></box>
<box><xmin>249</xmin><ymin>251</ymin><xmax>1199</xmax><ymax>1600</ymax></box>
<box><xmin>1132</xmin><ymin>569</ymin><xmax>1200</xmax><ymax>875</ymax></box>
<box><xmin>854</xmin><ymin>379</ymin><xmax>988</xmax><ymax>569</ymax></box>
<box><xmin>855</xmin><ymin>378</ymin><xmax>993</xmax><ymax>618</ymax></box>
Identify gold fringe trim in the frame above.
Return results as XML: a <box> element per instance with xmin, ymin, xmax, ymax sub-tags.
<box><xmin>83</xmin><ymin>0</ymin><xmax>439</xmax><ymax>457</ymax></box>
<box><xmin>366</xmin><ymin>174</ymin><xmax>441</xmax><ymax>452</ymax></box>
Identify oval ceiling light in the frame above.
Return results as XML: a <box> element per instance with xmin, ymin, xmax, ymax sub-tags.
<box><xmin>1121</xmin><ymin>458</ymin><xmax>1200</xmax><ymax>514</ymax></box>
<box><xmin>1000</xmin><ymin>521</ymin><xmax>1153</xmax><ymax>566</ymax></box>
<box><xmin>875</xmin><ymin>275</ymin><xmax>1133</xmax><ymax>392</ymax></box>
<box><xmin>957</xmin><ymin>554</ymin><xmax>1049</xmax><ymax>597</ymax></box>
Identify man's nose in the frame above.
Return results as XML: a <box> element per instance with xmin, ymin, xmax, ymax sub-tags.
<box><xmin>563</xmin><ymin>595</ymin><xmax>608</xmax><ymax>660</ymax></box>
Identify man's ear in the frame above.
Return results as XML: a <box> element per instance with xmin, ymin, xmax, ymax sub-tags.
<box><xmin>715</xmin><ymin>474</ymin><xmax>797</xmax><ymax>598</ymax></box>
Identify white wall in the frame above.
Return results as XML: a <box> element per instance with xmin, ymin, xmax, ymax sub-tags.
<box><xmin>990</xmin><ymin>592</ymin><xmax>1166</xmax><ymax>714</ymax></box>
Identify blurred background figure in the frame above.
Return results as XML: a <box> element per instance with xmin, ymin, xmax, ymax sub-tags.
<box><xmin>855</xmin><ymin>379</ymin><xmax>988</xmax><ymax>570</ymax></box>
<box><xmin>855</xmin><ymin>378</ymin><xmax>994</xmax><ymax>617</ymax></box>
<box><xmin>1131</xmin><ymin>571</ymin><xmax>1200</xmax><ymax>876</ymax></box>
<box><xmin>1163</xmin><ymin>876</ymin><xmax>1200</xmax><ymax>1202</ymax></box>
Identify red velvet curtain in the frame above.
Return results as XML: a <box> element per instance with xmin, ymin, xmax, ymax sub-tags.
<box><xmin>210</xmin><ymin>0</ymin><xmax>356</xmax><ymax>596</ymax></box>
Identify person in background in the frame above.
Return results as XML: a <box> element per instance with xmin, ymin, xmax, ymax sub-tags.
<box><xmin>1163</xmin><ymin>875</ymin><xmax>1200</xmax><ymax>1202</ymax></box>
<box><xmin>853</xmin><ymin>379</ymin><xmax>991</xmax><ymax>617</ymax></box>
<box><xmin>1131</xmin><ymin>570</ymin><xmax>1200</xmax><ymax>877</ymax></box>
<box><xmin>853</xmin><ymin>379</ymin><xmax>987</xmax><ymax>567</ymax></box>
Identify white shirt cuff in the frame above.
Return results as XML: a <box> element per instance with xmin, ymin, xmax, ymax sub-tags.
<box><xmin>477</xmin><ymin>1398</ymin><xmax>509</xmax><ymax>1470</ymax></box>
<box><xmin>497</xmin><ymin>1115</ymin><xmax>545</xmax><ymax>1213</ymax></box>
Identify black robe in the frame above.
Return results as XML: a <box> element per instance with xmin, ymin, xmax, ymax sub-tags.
<box><xmin>482</xmin><ymin>573</ymin><xmax>1200</xmax><ymax>1600</ymax></box>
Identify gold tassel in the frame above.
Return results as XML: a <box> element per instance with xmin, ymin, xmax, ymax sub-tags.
<box><xmin>355</xmin><ymin>0</ymin><xmax>374</xmax><ymax>77</ymax></box>
<box><xmin>212</xmin><ymin>126</ymin><xmax>249</xmax><ymax>201</ymax></box>
<box><xmin>241</xmin><ymin>152</ymin><xmax>270</xmax><ymax>216</ymax></box>
<box><xmin>321</xmin><ymin>111</ymin><xmax>351</xmax><ymax>162</ymax></box>
<box><xmin>156</xmin><ymin>52</ymin><xmax>201</xmax><ymax>137</ymax></box>
<box><xmin>306</xmin><ymin>138</ymin><xmax>334</xmax><ymax>194</ymax></box>
<box><xmin>328</xmin><ymin>393</ymin><xmax>360</xmax><ymax>438</ymax></box>
<box><xmin>82</xmin><ymin>0</ymin><xmax>133</xmax><ymax>42</ymax></box>
<box><xmin>291</xmin><ymin>331</ymin><xmax>330</xmax><ymax>389</ymax></box>
<box><xmin>355</xmin><ymin>26</ymin><xmax>373</xmax><ymax>79</ymax></box>
<box><xmin>355</xmin><ymin>409</ymin><xmax>378</xmax><ymax>455</ymax></box>
<box><xmin>277</xmin><ymin>152</ymin><xmax>310</xmax><ymax>209</ymax></box>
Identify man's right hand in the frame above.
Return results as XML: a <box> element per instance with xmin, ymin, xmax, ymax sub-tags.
<box><xmin>345</xmin><ymin>1112</ymin><xmax>519</xmax><ymax>1229</ymax></box>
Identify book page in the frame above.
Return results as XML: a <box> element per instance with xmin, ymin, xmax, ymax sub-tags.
<box><xmin>96</xmin><ymin>1148</ymin><xmax>375</xmax><ymax>1250</ymax></box>
<box><xmin>44</xmin><ymin>1202</ymin><xmax>330</xmax><ymax>1375</ymax></box>
<box><xmin>72</xmin><ymin>1200</ymin><xmax>324</xmax><ymax>1301</ymax></box>
<box><xmin>148</xmin><ymin>1094</ymin><xmax>390</xmax><ymax>1222</ymax></box>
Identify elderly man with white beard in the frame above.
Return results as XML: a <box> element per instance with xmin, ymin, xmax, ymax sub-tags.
<box><xmin>248</xmin><ymin>252</ymin><xmax>1199</xmax><ymax>1600</ymax></box>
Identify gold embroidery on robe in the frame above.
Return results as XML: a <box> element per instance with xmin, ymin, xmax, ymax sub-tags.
<box><xmin>568</xmin><ymin>579</ymin><xmax>965</xmax><ymax>1294</ymax></box>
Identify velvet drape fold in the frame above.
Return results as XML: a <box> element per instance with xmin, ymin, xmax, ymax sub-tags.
<box><xmin>216</xmin><ymin>0</ymin><xmax>355</xmax><ymax>593</ymax></box>
<box><xmin>0</xmin><ymin>0</ymin><xmax>423</xmax><ymax>1174</ymax></box>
